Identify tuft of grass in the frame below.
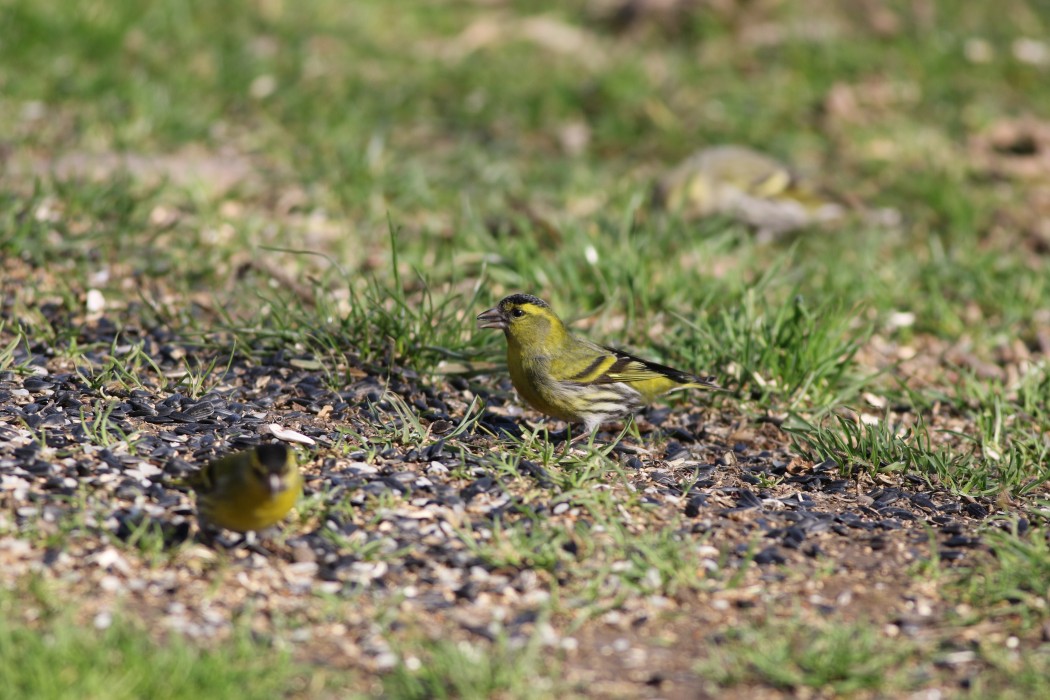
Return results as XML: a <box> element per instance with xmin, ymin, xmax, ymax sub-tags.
<box><xmin>455</xmin><ymin>513</ymin><xmax>575</xmax><ymax>574</ymax></box>
<box><xmin>382</xmin><ymin>634</ymin><xmax>556</xmax><ymax>700</ymax></box>
<box><xmin>209</xmin><ymin>233</ymin><xmax>490</xmax><ymax>377</ymax></box>
<box><xmin>786</xmin><ymin>383</ymin><xmax>1050</xmax><ymax>498</ymax></box>
<box><xmin>965</xmin><ymin>640</ymin><xmax>1050</xmax><ymax>698</ymax></box>
<box><xmin>953</xmin><ymin>528</ymin><xmax>1050</xmax><ymax>627</ymax></box>
<box><xmin>696</xmin><ymin>618</ymin><xmax>916</xmax><ymax>695</ymax></box>
<box><xmin>0</xmin><ymin>323</ymin><xmax>33</xmax><ymax>374</ymax></box>
<box><xmin>784</xmin><ymin>410</ymin><xmax>1013</xmax><ymax>495</ymax></box>
<box><xmin>676</xmin><ymin>280</ymin><xmax>873</xmax><ymax>412</ymax></box>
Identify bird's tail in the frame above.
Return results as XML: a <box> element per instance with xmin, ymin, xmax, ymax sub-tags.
<box><xmin>683</xmin><ymin>375</ymin><xmax>724</xmax><ymax>391</ymax></box>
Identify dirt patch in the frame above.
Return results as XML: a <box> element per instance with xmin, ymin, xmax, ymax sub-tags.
<box><xmin>3</xmin><ymin>146</ymin><xmax>265</xmax><ymax>193</ymax></box>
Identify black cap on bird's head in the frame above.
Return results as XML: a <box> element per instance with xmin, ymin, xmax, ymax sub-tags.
<box><xmin>498</xmin><ymin>293</ymin><xmax>549</xmax><ymax>310</ymax></box>
<box><xmin>255</xmin><ymin>443</ymin><xmax>289</xmax><ymax>468</ymax></box>
<box><xmin>252</xmin><ymin>443</ymin><xmax>292</xmax><ymax>494</ymax></box>
<box><xmin>477</xmin><ymin>294</ymin><xmax>551</xmax><ymax>330</ymax></box>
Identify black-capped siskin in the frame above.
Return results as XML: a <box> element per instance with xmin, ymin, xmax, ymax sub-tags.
<box><xmin>189</xmin><ymin>444</ymin><xmax>302</xmax><ymax>533</ymax></box>
<box><xmin>478</xmin><ymin>294</ymin><xmax>719</xmax><ymax>434</ymax></box>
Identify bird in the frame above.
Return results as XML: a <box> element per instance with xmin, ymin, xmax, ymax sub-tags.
<box><xmin>188</xmin><ymin>444</ymin><xmax>302</xmax><ymax>533</ymax></box>
<box><xmin>477</xmin><ymin>294</ymin><xmax>719</xmax><ymax>435</ymax></box>
<box><xmin>652</xmin><ymin>144</ymin><xmax>843</xmax><ymax>239</ymax></box>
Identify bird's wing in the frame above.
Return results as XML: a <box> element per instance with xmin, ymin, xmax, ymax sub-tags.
<box><xmin>750</xmin><ymin>167</ymin><xmax>794</xmax><ymax>198</ymax></box>
<box><xmin>598</xmin><ymin>346</ymin><xmax>703</xmax><ymax>385</ymax></box>
<box><xmin>560</xmin><ymin>340</ymin><xmax>712</xmax><ymax>387</ymax></box>
<box><xmin>557</xmin><ymin>346</ymin><xmax>621</xmax><ymax>383</ymax></box>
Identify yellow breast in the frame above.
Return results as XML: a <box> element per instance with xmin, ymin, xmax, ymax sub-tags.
<box><xmin>199</xmin><ymin>473</ymin><xmax>302</xmax><ymax>532</ymax></box>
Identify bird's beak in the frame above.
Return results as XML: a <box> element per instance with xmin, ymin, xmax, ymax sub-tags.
<box><xmin>267</xmin><ymin>473</ymin><xmax>285</xmax><ymax>495</ymax></box>
<box><xmin>476</xmin><ymin>307</ymin><xmax>506</xmax><ymax>330</ymax></box>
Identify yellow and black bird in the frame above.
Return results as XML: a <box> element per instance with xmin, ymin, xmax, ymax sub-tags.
<box><xmin>478</xmin><ymin>294</ymin><xmax>718</xmax><ymax>434</ymax></box>
<box><xmin>189</xmin><ymin>444</ymin><xmax>301</xmax><ymax>533</ymax></box>
<box><xmin>653</xmin><ymin>144</ymin><xmax>843</xmax><ymax>239</ymax></box>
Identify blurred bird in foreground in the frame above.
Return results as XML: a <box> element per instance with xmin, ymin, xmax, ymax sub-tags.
<box><xmin>653</xmin><ymin>144</ymin><xmax>844</xmax><ymax>239</ymax></box>
<box><xmin>189</xmin><ymin>444</ymin><xmax>301</xmax><ymax>533</ymax></box>
<box><xmin>477</xmin><ymin>294</ymin><xmax>719</xmax><ymax>435</ymax></box>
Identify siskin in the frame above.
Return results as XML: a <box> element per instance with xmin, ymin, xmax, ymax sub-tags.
<box><xmin>189</xmin><ymin>444</ymin><xmax>302</xmax><ymax>533</ymax></box>
<box><xmin>652</xmin><ymin>144</ymin><xmax>843</xmax><ymax>239</ymax></box>
<box><xmin>478</xmin><ymin>294</ymin><xmax>718</xmax><ymax>434</ymax></box>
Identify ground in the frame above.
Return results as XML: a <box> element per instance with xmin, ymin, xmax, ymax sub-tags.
<box><xmin>2</xmin><ymin>1</ymin><xmax>1050</xmax><ymax>698</ymax></box>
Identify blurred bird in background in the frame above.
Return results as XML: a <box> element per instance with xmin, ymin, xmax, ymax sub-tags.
<box><xmin>653</xmin><ymin>144</ymin><xmax>845</xmax><ymax>240</ymax></box>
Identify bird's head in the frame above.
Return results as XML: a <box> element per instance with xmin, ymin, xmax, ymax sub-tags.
<box><xmin>477</xmin><ymin>294</ymin><xmax>566</xmax><ymax>349</ymax></box>
<box><xmin>250</xmin><ymin>444</ymin><xmax>294</xmax><ymax>495</ymax></box>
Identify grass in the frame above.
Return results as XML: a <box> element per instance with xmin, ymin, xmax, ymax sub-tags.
<box><xmin>696</xmin><ymin>618</ymin><xmax>917</xmax><ymax>695</ymax></box>
<box><xmin>382</xmin><ymin>633</ymin><xmax>556</xmax><ymax>700</ymax></box>
<box><xmin>3</xmin><ymin>0</ymin><xmax>1050</xmax><ymax>696</ymax></box>
<box><xmin>955</xmin><ymin>528</ymin><xmax>1050</xmax><ymax>627</ymax></box>
<box><xmin>0</xmin><ymin>582</ymin><xmax>326</xmax><ymax>700</ymax></box>
<box><xmin>786</xmin><ymin>411</ymin><xmax>977</xmax><ymax>485</ymax></box>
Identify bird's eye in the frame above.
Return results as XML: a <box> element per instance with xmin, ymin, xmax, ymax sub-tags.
<box><xmin>511</xmin><ymin>308</ymin><xmax>525</xmax><ymax>318</ymax></box>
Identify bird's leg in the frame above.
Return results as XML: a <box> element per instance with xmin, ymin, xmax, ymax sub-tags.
<box><xmin>569</xmin><ymin>419</ymin><xmax>629</xmax><ymax>450</ymax></box>
<box><xmin>566</xmin><ymin>427</ymin><xmax>602</xmax><ymax>455</ymax></box>
<box><xmin>241</xmin><ymin>530</ymin><xmax>278</xmax><ymax>557</ymax></box>
<box><xmin>198</xmin><ymin>527</ymin><xmax>275</xmax><ymax>556</ymax></box>
<box><xmin>569</xmin><ymin>430</ymin><xmax>595</xmax><ymax>446</ymax></box>
<box><xmin>224</xmin><ymin>530</ymin><xmax>277</xmax><ymax>557</ymax></box>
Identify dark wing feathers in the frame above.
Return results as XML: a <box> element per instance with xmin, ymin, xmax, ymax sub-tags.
<box><xmin>565</xmin><ymin>355</ymin><xmax>615</xmax><ymax>382</ymax></box>
<box><xmin>591</xmin><ymin>346</ymin><xmax>706</xmax><ymax>385</ymax></box>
